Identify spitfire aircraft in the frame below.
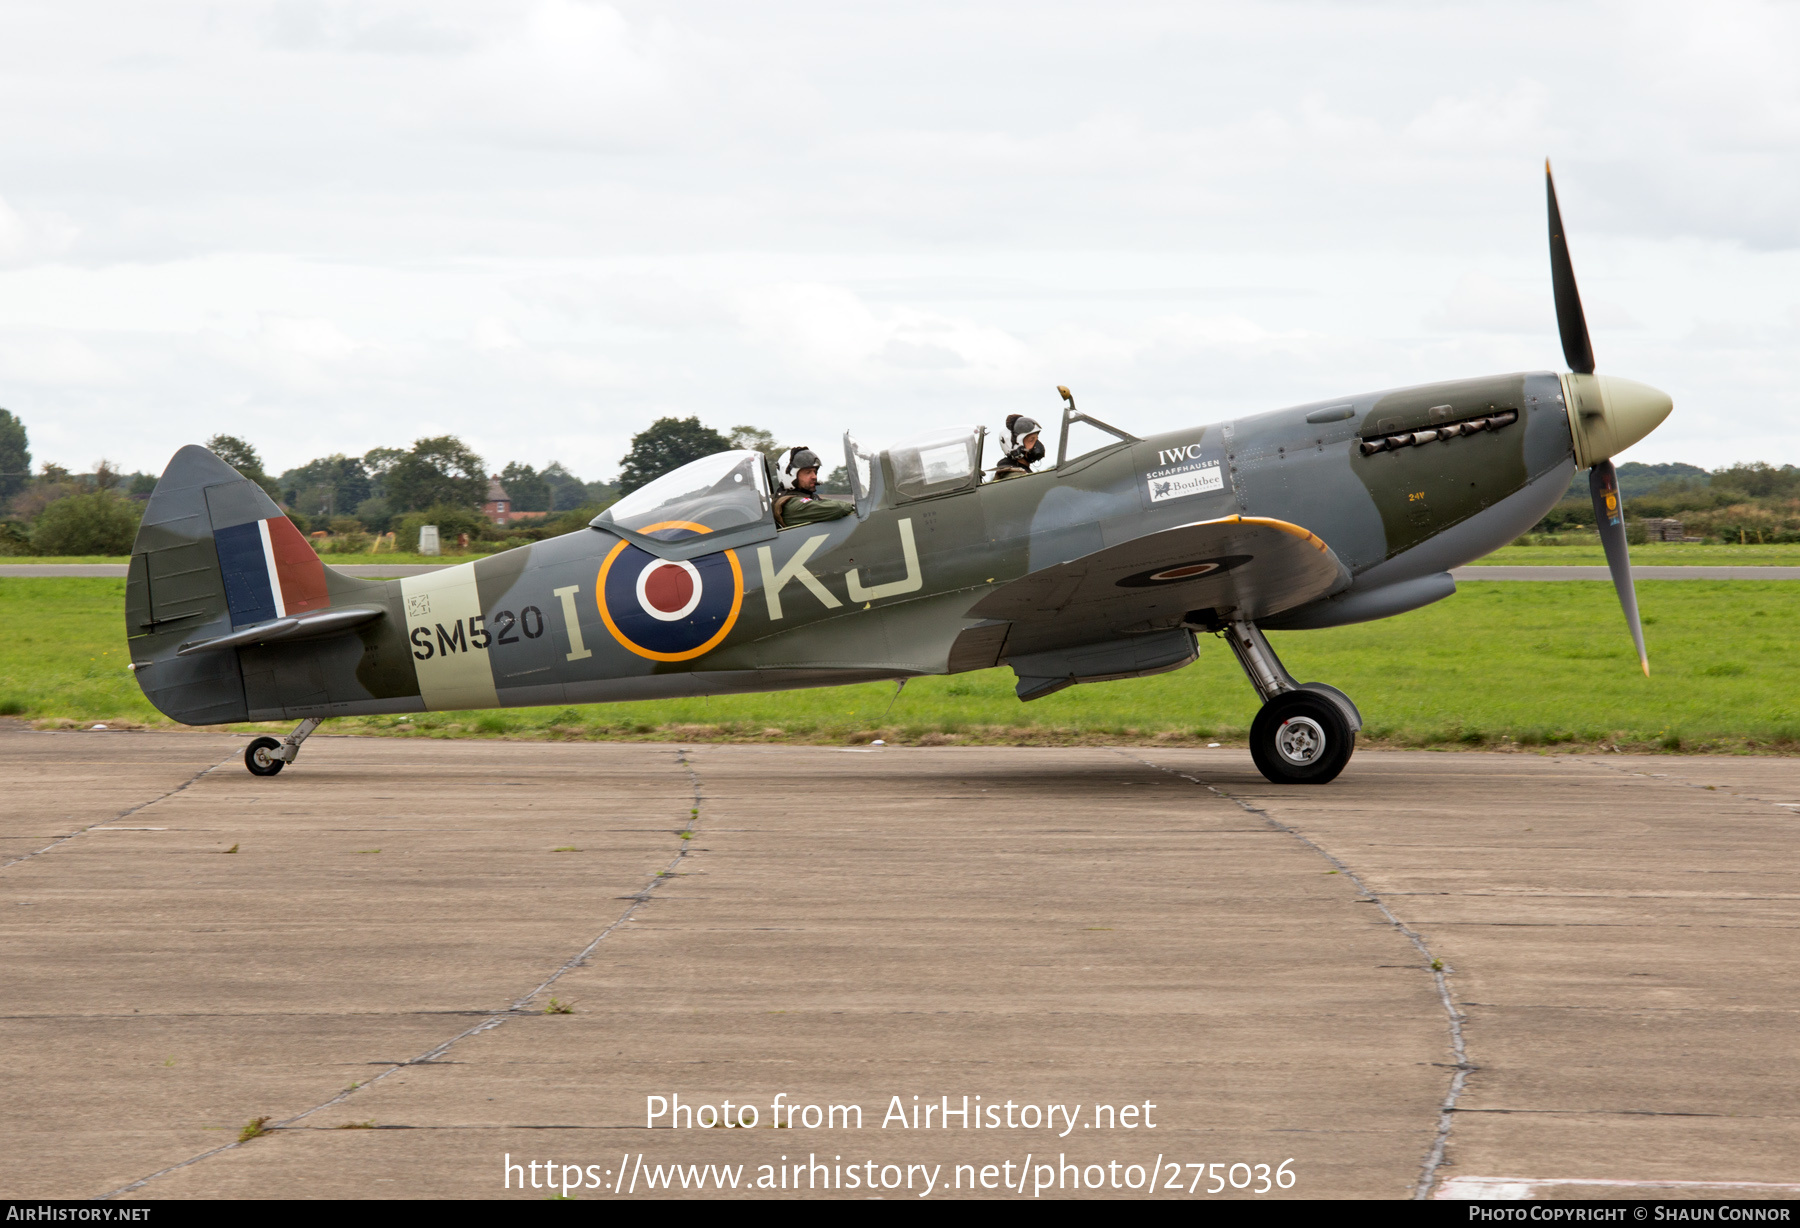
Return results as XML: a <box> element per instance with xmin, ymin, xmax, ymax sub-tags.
<box><xmin>126</xmin><ymin>166</ymin><xmax>1670</xmax><ymax>784</ymax></box>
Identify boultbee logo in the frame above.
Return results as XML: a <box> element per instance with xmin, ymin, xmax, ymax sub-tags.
<box><xmin>596</xmin><ymin>521</ymin><xmax>744</xmax><ymax>661</ymax></box>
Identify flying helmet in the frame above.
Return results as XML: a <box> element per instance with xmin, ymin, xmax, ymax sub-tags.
<box><xmin>778</xmin><ymin>445</ymin><xmax>823</xmax><ymax>490</ymax></box>
<box><xmin>1004</xmin><ymin>414</ymin><xmax>1045</xmax><ymax>462</ymax></box>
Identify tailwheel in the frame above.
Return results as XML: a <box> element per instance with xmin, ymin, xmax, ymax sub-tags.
<box><xmin>1249</xmin><ymin>690</ymin><xmax>1354</xmax><ymax>785</ymax></box>
<box><xmin>245</xmin><ymin>737</ymin><xmax>285</xmax><ymax>777</ymax></box>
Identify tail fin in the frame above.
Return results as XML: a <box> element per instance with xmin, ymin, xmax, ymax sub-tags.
<box><xmin>127</xmin><ymin>446</ymin><xmax>395</xmax><ymax>724</ymax></box>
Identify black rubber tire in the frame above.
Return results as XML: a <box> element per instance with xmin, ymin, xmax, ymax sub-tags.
<box><xmin>1249</xmin><ymin>691</ymin><xmax>1354</xmax><ymax>785</ymax></box>
<box><xmin>245</xmin><ymin>737</ymin><xmax>285</xmax><ymax>777</ymax></box>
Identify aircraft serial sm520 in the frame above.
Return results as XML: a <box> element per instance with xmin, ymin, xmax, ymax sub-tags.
<box><xmin>127</xmin><ymin>167</ymin><xmax>1671</xmax><ymax>784</ymax></box>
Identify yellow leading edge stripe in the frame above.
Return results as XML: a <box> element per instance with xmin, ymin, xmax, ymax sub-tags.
<box><xmin>1201</xmin><ymin>514</ymin><xmax>1331</xmax><ymax>553</ymax></box>
<box><xmin>1209</xmin><ymin>513</ymin><xmax>1649</xmax><ymax>677</ymax></box>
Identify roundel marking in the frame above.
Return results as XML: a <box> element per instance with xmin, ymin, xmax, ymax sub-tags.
<box><xmin>1150</xmin><ymin>562</ymin><xmax>1220</xmax><ymax>582</ymax></box>
<box><xmin>597</xmin><ymin>520</ymin><xmax>744</xmax><ymax>662</ymax></box>
<box><xmin>1114</xmin><ymin>554</ymin><xmax>1253</xmax><ymax>589</ymax></box>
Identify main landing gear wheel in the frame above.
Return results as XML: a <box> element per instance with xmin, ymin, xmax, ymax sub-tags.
<box><xmin>1249</xmin><ymin>691</ymin><xmax>1354</xmax><ymax>785</ymax></box>
<box><xmin>245</xmin><ymin>737</ymin><xmax>285</xmax><ymax>777</ymax></box>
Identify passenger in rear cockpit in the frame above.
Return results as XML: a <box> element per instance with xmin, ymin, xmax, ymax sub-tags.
<box><xmin>773</xmin><ymin>446</ymin><xmax>854</xmax><ymax>529</ymax></box>
<box><xmin>991</xmin><ymin>415</ymin><xmax>1044</xmax><ymax>481</ymax></box>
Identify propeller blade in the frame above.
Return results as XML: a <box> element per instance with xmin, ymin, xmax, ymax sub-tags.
<box><xmin>1547</xmin><ymin>160</ymin><xmax>1595</xmax><ymax>376</ymax></box>
<box><xmin>1589</xmin><ymin>459</ymin><xmax>1648</xmax><ymax>676</ymax></box>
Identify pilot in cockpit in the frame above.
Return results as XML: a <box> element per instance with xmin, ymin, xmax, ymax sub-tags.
<box><xmin>773</xmin><ymin>446</ymin><xmax>854</xmax><ymax>529</ymax></box>
<box><xmin>991</xmin><ymin>415</ymin><xmax>1044</xmax><ymax>481</ymax></box>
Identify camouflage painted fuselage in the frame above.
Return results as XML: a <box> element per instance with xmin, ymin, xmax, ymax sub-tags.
<box><xmin>128</xmin><ymin>371</ymin><xmax>1577</xmax><ymax>725</ymax></box>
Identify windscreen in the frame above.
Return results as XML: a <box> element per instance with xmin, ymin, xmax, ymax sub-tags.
<box><xmin>844</xmin><ymin>433</ymin><xmax>876</xmax><ymax>508</ymax></box>
<box><xmin>595</xmin><ymin>451</ymin><xmax>771</xmax><ymax>539</ymax></box>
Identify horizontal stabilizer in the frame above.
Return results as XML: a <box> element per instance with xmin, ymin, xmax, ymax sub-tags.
<box><xmin>176</xmin><ymin>604</ymin><xmax>385</xmax><ymax>656</ymax></box>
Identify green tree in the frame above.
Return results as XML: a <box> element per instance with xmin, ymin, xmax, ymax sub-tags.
<box><xmin>0</xmin><ymin>520</ymin><xmax>31</xmax><ymax>556</ymax></box>
<box><xmin>1566</xmin><ymin>462</ymin><xmax>1712</xmax><ymax>502</ymax></box>
<box><xmin>279</xmin><ymin>454</ymin><xmax>372</xmax><ymax>519</ymax></box>
<box><xmin>526</xmin><ymin>503</ymin><xmax>614</xmax><ymax>540</ymax></box>
<box><xmin>1712</xmin><ymin>462</ymin><xmax>1800</xmax><ymax>500</ymax></box>
<box><xmin>541</xmin><ymin>462</ymin><xmax>590</xmax><ymax>512</ymax></box>
<box><xmin>355</xmin><ymin>497</ymin><xmax>394</xmax><ymax>534</ymax></box>
<box><xmin>205</xmin><ymin>434</ymin><xmax>282</xmax><ymax>501</ymax></box>
<box><xmin>8</xmin><ymin>464</ymin><xmax>81</xmax><ymax>522</ymax></box>
<box><xmin>498</xmin><ymin>462</ymin><xmax>552</xmax><ymax>512</ymax></box>
<box><xmin>30</xmin><ymin>490</ymin><xmax>142</xmax><ymax>556</ymax></box>
<box><xmin>362</xmin><ymin>447</ymin><xmax>404</xmax><ymax>498</ymax></box>
<box><xmin>385</xmin><ymin>436</ymin><xmax>487</xmax><ymax>512</ymax></box>
<box><xmin>728</xmin><ymin>424</ymin><xmax>780</xmax><ymax>458</ymax></box>
<box><xmin>617</xmin><ymin>417</ymin><xmax>731</xmax><ymax>495</ymax></box>
<box><xmin>0</xmin><ymin>410</ymin><xmax>30</xmax><ymax>502</ymax></box>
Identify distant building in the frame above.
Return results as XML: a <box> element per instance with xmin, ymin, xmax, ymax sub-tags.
<box><xmin>484</xmin><ymin>476</ymin><xmax>551</xmax><ymax>528</ymax></box>
<box><xmin>484</xmin><ymin>476</ymin><xmax>511</xmax><ymax>526</ymax></box>
<box><xmin>1641</xmin><ymin>518</ymin><xmax>1701</xmax><ymax>542</ymax></box>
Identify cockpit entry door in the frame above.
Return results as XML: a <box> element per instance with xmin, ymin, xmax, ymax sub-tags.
<box><xmin>589</xmin><ymin>450</ymin><xmax>778</xmax><ymax>561</ymax></box>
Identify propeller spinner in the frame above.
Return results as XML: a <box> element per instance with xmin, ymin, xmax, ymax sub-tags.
<box><xmin>1546</xmin><ymin>161</ymin><xmax>1671</xmax><ymax>676</ymax></box>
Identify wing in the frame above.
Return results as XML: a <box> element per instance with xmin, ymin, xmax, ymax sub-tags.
<box><xmin>968</xmin><ymin>515</ymin><xmax>1349</xmax><ymax>657</ymax></box>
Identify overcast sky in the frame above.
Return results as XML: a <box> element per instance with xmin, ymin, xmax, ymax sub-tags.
<box><xmin>2</xmin><ymin>0</ymin><xmax>1796</xmax><ymax>482</ymax></box>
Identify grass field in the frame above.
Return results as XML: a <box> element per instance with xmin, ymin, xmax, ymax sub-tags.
<box><xmin>3</xmin><ymin>576</ymin><xmax>1795</xmax><ymax>752</ymax></box>
<box><xmin>15</xmin><ymin>542</ymin><xmax>1800</xmax><ymax>568</ymax></box>
<box><xmin>1473</xmin><ymin>542</ymin><xmax>1800</xmax><ymax>566</ymax></box>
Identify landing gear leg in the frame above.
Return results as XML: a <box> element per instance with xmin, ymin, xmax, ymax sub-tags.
<box><xmin>243</xmin><ymin>717</ymin><xmax>325</xmax><ymax>777</ymax></box>
<box><xmin>1224</xmin><ymin>619</ymin><xmax>1358</xmax><ymax>785</ymax></box>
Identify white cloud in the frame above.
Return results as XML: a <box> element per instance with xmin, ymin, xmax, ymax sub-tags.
<box><xmin>0</xmin><ymin>0</ymin><xmax>1795</xmax><ymax>476</ymax></box>
<box><xmin>0</xmin><ymin>194</ymin><xmax>76</xmax><ymax>268</ymax></box>
<box><xmin>0</xmin><ymin>333</ymin><xmax>122</xmax><ymax>386</ymax></box>
<box><xmin>470</xmin><ymin>314</ymin><xmax>521</xmax><ymax>351</ymax></box>
<box><xmin>263</xmin><ymin>0</ymin><xmax>477</xmax><ymax>55</ymax></box>
<box><xmin>1425</xmin><ymin>273</ymin><xmax>1551</xmax><ymax>335</ymax></box>
<box><xmin>1403</xmin><ymin>82</ymin><xmax>1553</xmax><ymax>152</ymax></box>
<box><xmin>738</xmin><ymin>283</ymin><xmax>1035</xmax><ymax>388</ymax></box>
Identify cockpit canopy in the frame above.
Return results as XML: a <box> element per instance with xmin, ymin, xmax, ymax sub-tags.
<box><xmin>882</xmin><ymin>426</ymin><xmax>984</xmax><ymax>501</ymax></box>
<box><xmin>592</xmin><ymin>426</ymin><xmax>990</xmax><ymax>542</ymax></box>
<box><xmin>589</xmin><ymin>411</ymin><xmax>1118</xmax><ymax>558</ymax></box>
<box><xmin>590</xmin><ymin>450</ymin><xmax>774</xmax><ymax>558</ymax></box>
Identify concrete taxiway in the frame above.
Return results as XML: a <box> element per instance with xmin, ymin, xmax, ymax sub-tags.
<box><xmin>3</xmin><ymin>730</ymin><xmax>1797</xmax><ymax>1200</ymax></box>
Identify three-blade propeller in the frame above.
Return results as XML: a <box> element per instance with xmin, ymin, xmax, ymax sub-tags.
<box><xmin>1548</xmin><ymin>161</ymin><xmax>1649</xmax><ymax>676</ymax></box>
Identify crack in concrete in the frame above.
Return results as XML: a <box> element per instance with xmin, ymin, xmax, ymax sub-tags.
<box><xmin>1568</xmin><ymin>757</ymin><xmax>1800</xmax><ymax>816</ymax></box>
<box><xmin>3</xmin><ymin>751</ymin><xmax>237</xmax><ymax>873</ymax></box>
<box><xmin>1116</xmin><ymin>750</ymin><xmax>1471</xmax><ymax>1202</ymax></box>
<box><xmin>97</xmin><ymin>746</ymin><xmax>710</xmax><ymax>1200</ymax></box>
<box><xmin>287</xmin><ymin>1123</ymin><xmax>651</xmax><ymax>1131</ymax></box>
<box><xmin>1451</xmin><ymin>1108</ymin><xmax>1738</xmax><ymax>1118</ymax></box>
<box><xmin>1</xmin><ymin>1009</ymin><xmax>565</xmax><ymax>1021</ymax></box>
